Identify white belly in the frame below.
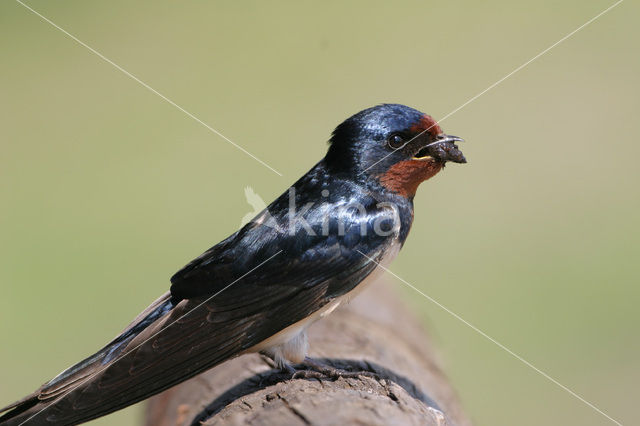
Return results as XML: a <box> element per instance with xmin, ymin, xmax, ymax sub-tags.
<box><xmin>248</xmin><ymin>240</ymin><xmax>401</xmax><ymax>367</ymax></box>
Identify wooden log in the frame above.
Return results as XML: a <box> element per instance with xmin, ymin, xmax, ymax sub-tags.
<box><xmin>145</xmin><ymin>280</ymin><xmax>471</xmax><ymax>426</ymax></box>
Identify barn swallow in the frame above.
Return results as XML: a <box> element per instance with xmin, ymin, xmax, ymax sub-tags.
<box><xmin>0</xmin><ymin>103</ymin><xmax>466</xmax><ymax>426</ymax></box>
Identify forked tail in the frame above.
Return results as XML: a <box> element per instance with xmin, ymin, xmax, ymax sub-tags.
<box><xmin>0</xmin><ymin>292</ymin><xmax>175</xmax><ymax>426</ymax></box>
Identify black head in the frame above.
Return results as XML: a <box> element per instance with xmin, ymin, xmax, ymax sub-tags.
<box><xmin>325</xmin><ymin>104</ymin><xmax>465</xmax><ymax>196</ymax></box>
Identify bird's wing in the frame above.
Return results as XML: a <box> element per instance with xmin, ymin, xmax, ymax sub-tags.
<box><xmin>170</xmin><ymin>193</ymin><xmax>399</xmax><ymax>300</ymax></box>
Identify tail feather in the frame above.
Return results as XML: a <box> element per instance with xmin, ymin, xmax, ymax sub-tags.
<box><xmin>0</xmin><ymin>292</ymin><xmax>175</xmax><ymax>426</ymax></box>
<box><xmin>0</xmin><ymin>277</ymin><xmax>323</xmax><ymax>425</ymax></box>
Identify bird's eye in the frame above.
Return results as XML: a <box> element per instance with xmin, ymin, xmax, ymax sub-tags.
<box><xmin>387</xmin><ymin>133</ymin><xmax>406</xmax><ymax>149</ymax></box>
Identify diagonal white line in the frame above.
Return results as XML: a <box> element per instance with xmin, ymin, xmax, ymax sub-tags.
<box><xmin>436</xmin><ymin>0</ymin><xmax>624</xmax><ymax>124</ymax></box>
<box><xmin>17</xmin><ymin>250</ymin><xmax>283</xmax><ymax>425</ymax></box>
<box><xmin>15</xmin><ymin>0</ymin><xmax>283</xmax><ymax>177</ymax></box>
<box><xmin>364</xmin><ymin>0</ymin><xmax>624</xmax><ymax>173</ymax></box>
<box><xmin>356</xmin><ymin>250</ymin><xmax>623</xmax><ymax>426</ymax></box>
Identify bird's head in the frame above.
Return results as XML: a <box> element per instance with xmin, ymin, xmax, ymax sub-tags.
<box><xmin>325</xmin><ymin>104</ymin><xmax>466</xmax><ymax>197</ymax></box>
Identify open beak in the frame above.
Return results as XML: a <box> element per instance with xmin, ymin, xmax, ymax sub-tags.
<box><xmin>413</xmin><ymin>134</ymin><xmax>466</xmax><ymax>164</ymax></box>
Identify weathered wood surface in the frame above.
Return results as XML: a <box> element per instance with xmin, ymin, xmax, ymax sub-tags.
<box><xmin>145</xmin><ymin>280</ymin><xmax>471</xmax><ymax>426</ymax></box>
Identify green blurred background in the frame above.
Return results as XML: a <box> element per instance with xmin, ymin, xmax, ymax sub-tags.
<box><xmin>1</xmin><ymin>1</ymin><xmax>638</xmax><ymax>425</ymax></box>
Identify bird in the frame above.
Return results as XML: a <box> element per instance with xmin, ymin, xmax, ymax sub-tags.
<box><xmin>0</xmin><ymin>103</ymin><xmax>466</xmax><ymax>425</ymax></box>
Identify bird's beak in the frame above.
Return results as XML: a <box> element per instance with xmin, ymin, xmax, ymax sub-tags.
<box><xmin>437</xmin><ymin>135</ymin><xmax>464</xmax><ymax>144</ymax></box>
<box><xmin>413</xmin><ymin>134</ymin><xmax>467</xmax><ymax>164</ymax></box>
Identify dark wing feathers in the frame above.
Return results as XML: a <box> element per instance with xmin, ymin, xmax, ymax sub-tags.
<box><xmin>170</xmin><ymin>185</ymin><xmax>398</xmax><ymax>300</ymax></box>
<box><xmin>11</xmin><ymin>282</ymin><xmax>332</xmax><ymax>425</ymax></box>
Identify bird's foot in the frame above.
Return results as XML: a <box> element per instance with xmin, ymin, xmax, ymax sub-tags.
<box><xmin>292</xmin><ymin>357</ymin><xmax>378</xmax><ymax>380</ymax></box>
<box><xmin>259</xmin><ymin>353</ymin><xmax>295</xmax><ymax>377</ymax></box>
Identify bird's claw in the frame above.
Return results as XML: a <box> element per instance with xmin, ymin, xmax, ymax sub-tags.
<box><xmin>291</xmin><ymin>358</ymin><xmax>379</xmax><ymax>380</ymax></box>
